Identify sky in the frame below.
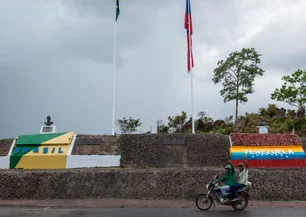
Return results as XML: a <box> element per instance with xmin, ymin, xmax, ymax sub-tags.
<box><xmin>1</xmin><ymin>0</ymin><xmax>306</xmax><ymax>138</ymax></box>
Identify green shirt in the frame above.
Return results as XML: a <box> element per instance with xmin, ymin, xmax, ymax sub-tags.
<box><xmin>218</xmin><ymin>164</ymin><xmax>236</xmax><ymax>186</ymax></box>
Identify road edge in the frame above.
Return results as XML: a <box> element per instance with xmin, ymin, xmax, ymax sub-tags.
<box><xmin>0</xmin><ymin>199</ymin><xmax>306</xmax><ymax>208</ymax></box>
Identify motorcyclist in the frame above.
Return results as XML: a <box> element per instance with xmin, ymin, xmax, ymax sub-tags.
<box><xmin>229</xmin><ymin>159</ymin><xmax>252</xmax><ymax>202</ymax></box>
<box><xmin>237</xmin><ymin>159</ymin><xmax>252</xmax><ymax>187</ymax></box>
<box><xmin>217</xmin><ymin>160</ymin><xmax>236</xmax><ymax>202</ymax></box>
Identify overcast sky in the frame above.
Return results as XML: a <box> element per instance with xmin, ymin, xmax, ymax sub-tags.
<box><xmin>1</xmin><ymin>0</ymin><xmax>306</xmax><ymax>138</ymax></box>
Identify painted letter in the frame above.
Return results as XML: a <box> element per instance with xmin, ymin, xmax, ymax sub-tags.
<box><xmin>58</xmin><ymin>147</ymin><xmax>63</xmax><ymax>154</ymax></box>
<box><xmin>288</xmin><ymin>149</ymin><xmax>294</xmax><ymax>155</ymax></box>
<box><xmin>22</xmin><ymin>148</ymin><xmax>29</xmax><ymax>154</ymax></box>
<box><xmin>52</xmin><ymin>147</ymin><xmax>55</xmax><ymax>154</ymax></box>
<box><xmin>33</xmin><ymin>147</ymin><xmax>39</xmax><ymax>153</ymax></box>
<box><xmin>43</xmin><ymin>147</ymin><xmax>48</xmax><ymax>154</ymax></box>
<box><xmin>13</xmin><ymin>147</ymin><xmax>20</xmax><ymax>154</ymax></box>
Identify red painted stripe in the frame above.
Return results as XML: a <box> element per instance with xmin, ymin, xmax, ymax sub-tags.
<box><xmin>231</xmin><ymin>159</ymin><xmax>306</xmax><ymax>168</ymax></box>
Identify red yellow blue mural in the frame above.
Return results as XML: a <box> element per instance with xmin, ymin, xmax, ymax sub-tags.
<box><xmin>230</xmin><ymin>133</ymin><xmax>306</xmax><ymax>167</ymax></box>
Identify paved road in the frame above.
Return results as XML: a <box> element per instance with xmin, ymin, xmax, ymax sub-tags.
<box><xmin>0</xmin><ymin>207</ymin><xmax>305</xmax><ymax>217</ymax></box>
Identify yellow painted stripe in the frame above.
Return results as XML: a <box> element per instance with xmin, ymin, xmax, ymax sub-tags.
<box><xmin>230</xmin><ymin>146</ymin><xmax>304</xmax><ymax>154</ymax></box>
<box><xmin>15</xmin><ymin>145</ymin><xmax>70</xmax><ymax>169</ymax></box>
<box><xmin>15</xmin><ymin>155</ymin><xmax>67</xmax><ymax>169</ymax></box>
<box><xmin>42</xmin><ymin>132</ymin><xmax>74</xmax><ymax>145</ymax></box>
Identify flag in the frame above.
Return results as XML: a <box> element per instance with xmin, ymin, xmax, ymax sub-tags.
<box><xmin>184</xmin><ymin>0</ymin><xmax>194</xmax><ymax>72</ymax></box>
<box><xmin>116</xmin><ymin>0</ymin><xmax>120</xmax><ymax>22</ymax></box>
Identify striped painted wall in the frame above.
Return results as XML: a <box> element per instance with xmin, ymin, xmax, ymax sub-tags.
<box><xmin>10</xmin><ymin>132</ymin><xmax>75</xmax><ymax>169</ymax></box>
<box><xmin>229</xmin><ymin>133</ymin><xmax>306</xmax><ymax>168</ymax></box>
<box><xmin>2</xmin><ymin>132</ymin><xmax>120</xmax><ymax>169</ymax></box>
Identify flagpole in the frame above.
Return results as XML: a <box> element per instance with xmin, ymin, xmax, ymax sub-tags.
<box><xmin>112</xmin><ymin>4</ymin><xmax>117</xmax><ymax>136</ymax></box>
<box><xmin>187</xmin><ymin>1</ymin><xmax>195</xmax><ymax>134</ymax></box>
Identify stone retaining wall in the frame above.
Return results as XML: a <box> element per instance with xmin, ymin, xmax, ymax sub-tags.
<box><xmin>72</xmin><ymin>134</ymin><xmax>119</xmax><ymax>155</ymax></box>
<box><xmin>0</xmin><ymin>168</ymin><xmax>305</xmax><ymax>201</ymax></box>
<box><xmin>0</xmin><ymin>139</ymin><xmax>13</xmax><ymax>156</ymax></box>
<box><xmin>120</xmin><ymin>134</ymin><xmax>230</xmax><ymax>168</ymax></box>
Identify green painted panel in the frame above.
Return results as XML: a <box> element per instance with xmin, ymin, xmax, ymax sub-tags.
<box><xmin>9</xmin><ymin>145</ymin><xmax>40</xmax><ymax>168</ymax></box>
<box><xmin>15</xmin><ymin>133</ymin><xmax>67</xmax><ymax>145</ymax></box>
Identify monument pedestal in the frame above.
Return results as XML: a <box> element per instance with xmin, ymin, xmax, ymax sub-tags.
<box><xmin>40</xmin><ymin>125</ymin><xmax>57</xmax><ymax>134</ymax></box>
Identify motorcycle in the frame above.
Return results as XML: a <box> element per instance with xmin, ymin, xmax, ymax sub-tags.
<box><xmin>195</xmin><ymin>175</ymin><xmax>250</xmax><ymax>211</ymax></box>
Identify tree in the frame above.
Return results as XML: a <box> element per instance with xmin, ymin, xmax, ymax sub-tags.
<box><xmin>157</xmin><ymin>120</ymin><xmax>169</xmax><ymax>133</ymax></box>
<box><xmin>197</xmin><ymin>111</ymin><xmax>207</xmax><ymax>119</ymax></box>
<box><xmin>167</xmin><ymin>111</ymin><xmax>188</xmax><ymax>133</ymax></box>
<box><xmin>224</xmin><ymin>115</ymin><xmax>234</xmax><ymax>124</ymax></box>
<box><xmin>117</xmin><ymin>117</ymin><xmax>142</xmax><ymax>134</ymax></box>
<box><xmin>212</xmin><ymin>47</ymin><xmax>265</xmax><ymax>123</ymax></box>
<box><xmin>271</xmin><ymin>69</ymin><xmax>306</xmax><ymax>112</ymax></box>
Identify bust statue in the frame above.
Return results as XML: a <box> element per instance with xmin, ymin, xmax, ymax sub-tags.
<box><xmin>258</xmin><ymin>118</ymin><xmax>267</xmax><ymax>126</ymax></box>
<box><xmin>44</xmin><ymin>116</ymin><xmax>54</xmax><ymax>126</ymax></box>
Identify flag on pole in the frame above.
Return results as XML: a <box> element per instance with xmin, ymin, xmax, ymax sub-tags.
<box><xmin>116</xmin><ymin>0</ymin><xmax>120</xmax><ymax>22</ymax></box>
<box><xmin>184</xmin><ymin>0</ymin><xmax>194</xmax><ymax>72</ymax></box>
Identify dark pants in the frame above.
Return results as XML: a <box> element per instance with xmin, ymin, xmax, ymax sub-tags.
<box><xmin>230</xmin><ymin>183</ymin><xmax>245</xmax><ymax>199</ymax></box>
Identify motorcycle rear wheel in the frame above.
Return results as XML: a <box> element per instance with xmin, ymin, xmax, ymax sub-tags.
<box><xmin>231</xmin><ymin>193</ymin><xmax>248</xmax><ymax>211</ymax></box>
<box><xmin>195</xmin><ymin>193</ymin><xmax>213</xmax><ymax>211</ymax></box>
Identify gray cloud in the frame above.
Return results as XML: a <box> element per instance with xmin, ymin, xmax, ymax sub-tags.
<box><xmin>1</xmin><ymin>0</ymin><xmax>306</xmax><ymax>138</ymax></box>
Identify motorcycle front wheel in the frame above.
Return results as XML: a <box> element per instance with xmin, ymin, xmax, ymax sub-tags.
<box><xmin>231</xmin><ymin>192</ymin><xmax>248</xmax><ymax>211</ymax></box>
<box><xmin>195</xmin><ymin>193</ymin><xmax>213</xmax><ymax>211</ymax></box>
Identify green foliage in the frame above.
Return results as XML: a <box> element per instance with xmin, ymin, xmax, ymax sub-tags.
<box><xmin>258</xmin><ymin>107</ymin><xmax>266</xmax><ymax>116</ymax></box>
<box><xmin>117</xmin><ymin>117</ymin><xmax>142</xmax><ymax>134</ymax></box>
<box><xmin>224</xmin><ymin>115</ymin><xmax>234</xmax><ymax>124</ymax></box>
<box><xmin>215</xmin><ymin>124</ymin><xmax>233</xmax><ymax>135</ymax></box>
<box><xmin>157</xmin><ymin>120</ymin><xmax>169</xmax><ymax>133</ymax></box>
<box><xmin>197</xmin><ymin>111</ymin><xmax>207</xmax><ymax>119</ymax></box>
<box><xmin>153</xmin><ymin>104</ymin><xmax>306</xmax><ymax>137</ymax></box>
<box><xmin>266</xmin><ymin>104</ymin><xmax>278</xmax><ymax>118</ymax></box>
<box><xmin>167</xmin><ymin>111</ymin><xmax>188</xmax><ymax>132</ymax></box>
<box><xmin>212</xmin><ymin>47</ymin><xmax>265</xmax><ymax>122</ymax></box>
<box><xmin>271</xmin><ymin>69</ymin><xmax>306</xmax><ymax>108</ymax></box>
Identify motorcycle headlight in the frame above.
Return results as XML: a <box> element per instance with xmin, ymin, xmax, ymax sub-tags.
<box><xmin>206</xmin><ymin>184</ymin><xmax>209</xmax><ymax>190</ymax></box>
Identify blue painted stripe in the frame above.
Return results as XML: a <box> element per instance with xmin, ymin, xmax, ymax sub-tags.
<box><xmin>232</xmin><ymin>152</ymin><xmax>305</xmax><ymax>156</ymax></box>
<box><xmin>231</xmin><ymin>152</ymin><xmax>305</xmax><ymax>160</ymax></box>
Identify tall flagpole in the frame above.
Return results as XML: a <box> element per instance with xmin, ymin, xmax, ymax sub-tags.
<box><xmin>187</xmin><ymin>0</ymin><xmax>195</xmax><ymax>134</ymax></box>
<box><xmin>112</xmin><ymin>0</ymin><xmax>118</xmax><ymax>135</ymax></box>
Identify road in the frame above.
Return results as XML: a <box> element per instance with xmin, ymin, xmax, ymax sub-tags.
<box><xmin>0</xmin><ymin>207</ymin><xmax>305</xmax><ymax>217</ymax></box>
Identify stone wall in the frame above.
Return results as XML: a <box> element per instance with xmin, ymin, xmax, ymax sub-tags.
<box><xmin>0</xmin><ymin>168</ymin><xmax>305</xmax><ymax>201</ymax></box>
<box><xmin>0</xmin><ymin>139</ymin><xmax>13</xmax><ymax>156</ymax></box>
<box><xmin>120</xmin><ymin>134</ymin><xmax>230</xmax><ymax>168</ymax></box>
<box><xmin>300</xmin><ymin>137</ymin><xmax>306</xmax><ymax>151</ymax></box>
<box><xmin>72</xmin><ymin>134</ymin><xmax>120</xmax><ymax>155</ymax></box>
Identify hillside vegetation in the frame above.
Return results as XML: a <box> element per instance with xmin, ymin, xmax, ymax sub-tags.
<box><xmin>157</xmin><ymin>104</ymin><xmax>306</xmax><ymax>137</ymax></box>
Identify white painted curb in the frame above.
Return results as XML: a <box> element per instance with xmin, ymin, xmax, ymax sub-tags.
<box><xmin>0</xmin><ymin>156</ymin><xmax>9</xmax><ymax>169</ymax></box>
<box><xmin>66</xmin><ymin>155</ymin><xmax>121</xmax><ymax>168</ymax></box>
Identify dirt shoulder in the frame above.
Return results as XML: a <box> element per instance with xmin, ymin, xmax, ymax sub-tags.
<box><xmin>0</xmin><ymin>199</ymin><xmax>306</xmax><ymax>208</ymax></box>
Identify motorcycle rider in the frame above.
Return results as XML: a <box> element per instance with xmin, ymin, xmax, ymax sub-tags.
<box><xmin>237</xmin><ymin>159</ymin><xmax>252</xmax><ymax>187</ymax></box>
<box><xmin>217</xmin><ymin>160</ymin><xmax>236</xmax><ymax>202</ymax></box>
<box><xmin>229</xmin><ymin>159</ymin><xmax>252</xmax><ymax>202</ymax></box>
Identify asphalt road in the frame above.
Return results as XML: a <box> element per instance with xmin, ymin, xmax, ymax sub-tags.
<box><xmin>0</xmin><ymin>207</ymin><xmax>305</xmax><ymax>217</ymax></box>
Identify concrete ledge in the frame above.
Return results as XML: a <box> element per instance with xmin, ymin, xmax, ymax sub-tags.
<box><xmin>0</xmin><ymin>156</ymin><xmax>9</xmax><ymax>169</ymax></box>
<box><xmin>66</xmin><ymin>155</ymin><xmax>121</xmax><ymax>168</ymax></box>
<box><xmin>0</xmin><ymin>168</ymin><xmax>305</xmax><ymax>201</ymax></box>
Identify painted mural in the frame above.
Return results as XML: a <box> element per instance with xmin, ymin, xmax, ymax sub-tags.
<box><xmin>230</xmin><ymin>133</ymin><xmax>306</xmax><ymax>167</ymax></box>
<box><xmin>10</xmin><ymin>132</ymin><xmax>74</xmax><ymax>169</ymax></box>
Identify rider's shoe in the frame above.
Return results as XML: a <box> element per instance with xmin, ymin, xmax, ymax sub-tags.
<box><xmin>231</xmin><ymin>198</ymin><xmax>238</xmax><ymax>202</ymax></box>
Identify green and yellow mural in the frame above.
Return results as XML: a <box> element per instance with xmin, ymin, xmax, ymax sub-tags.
<box><xmin>10</xmin><ymin>132</ymin><xmax>74</xmax><ymax>169</ymax></box>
